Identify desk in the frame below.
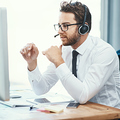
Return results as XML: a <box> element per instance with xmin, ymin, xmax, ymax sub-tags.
<box><xmin>0</xmin><ymin>101</ymin><xmax>120</xmax><ymax>120</ymax></box>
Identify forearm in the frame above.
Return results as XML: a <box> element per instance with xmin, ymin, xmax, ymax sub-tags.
<box><xmin>56</xmin><ymin>63</ymin><xmax>99</xmax><ymax>104</ymax></box>
<box><xmin>28</xmin><ymin>66</ymin><xmax>49</xmax><ymax>95</ymax></box>
<box><xmin>28</xmin><ymin>63</ymin><xmax>59</xmax><ymax>95</ymax></box>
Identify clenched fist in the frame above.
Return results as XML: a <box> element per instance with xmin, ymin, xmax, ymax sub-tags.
<box><xmin>42</xmin><ymin>45</ymin><xmax>64</xmax><ymax>67</ymax></box>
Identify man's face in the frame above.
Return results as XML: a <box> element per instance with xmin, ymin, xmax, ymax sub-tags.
<box><xmin>58</xmin><ymin>12</ymin><xmax>80</xmax><ymax>46</ymax></box>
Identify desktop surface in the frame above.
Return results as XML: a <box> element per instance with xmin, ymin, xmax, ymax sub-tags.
<box><xmin>0</xmin><ymin>101</ymin><xmax>120</xmax><ymax>120</ymax></box>
<box><xmin>0</xmin><ymin>88</ymin><xmax>120</xmax><ymax>120</ymax></box>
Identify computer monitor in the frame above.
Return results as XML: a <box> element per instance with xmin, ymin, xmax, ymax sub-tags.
<box><xmin>0</xmin><ymin>7</ymin><xmax>10</xmax><ymax>101</ymax></box>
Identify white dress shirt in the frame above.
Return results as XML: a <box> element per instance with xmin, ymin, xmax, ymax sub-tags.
<box><xmin>28</xmin><ymin>35</ymin><xmax>120</xmax><ymax>109</ymax></box>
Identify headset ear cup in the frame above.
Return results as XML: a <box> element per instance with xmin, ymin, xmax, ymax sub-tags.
<box><xmin>78</xmin><ymin>24</ymin><xmax>89</xmax><ymax>35</ymax></box>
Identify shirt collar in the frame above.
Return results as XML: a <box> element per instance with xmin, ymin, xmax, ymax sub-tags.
<box><xmin>75</xmin><ymin>35</ymin><xmax>91</xmax><ymax>55</ymax></box>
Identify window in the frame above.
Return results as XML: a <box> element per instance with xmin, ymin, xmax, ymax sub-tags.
<box><xmin>0</xmin><ymin>0</ymin><xmax>101</xmax><ymax>91</ymax></box>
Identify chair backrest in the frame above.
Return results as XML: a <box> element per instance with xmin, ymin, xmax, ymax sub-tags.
<box><xmin>116</xmin><ymin>50</ymin><xmax>120</xmax><ymax>70</ymax></box>
<box><xmin>116</xmin><ymin>50</ymin><xmax>120</xmax><ymax>58</ymax></box>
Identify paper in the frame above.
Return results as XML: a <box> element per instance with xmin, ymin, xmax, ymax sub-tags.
<box><xmin>35</xmin><ymin>104</ymin><xmax>65</xmax><ymax>113</ymax></box>
<box><xmin>44</xmin><ymin>105</ymin><xmax>64</xmax><ymax>113</ymax></box>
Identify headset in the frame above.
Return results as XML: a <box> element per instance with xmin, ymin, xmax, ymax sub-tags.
<box><xmin>78</xmin><ymin>5</ymin><xmax>89</xmax><ymax>35</ymax></box>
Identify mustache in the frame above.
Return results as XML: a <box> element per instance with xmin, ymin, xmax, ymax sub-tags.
<box><xmin>60</xmin><ymin>35</ymin><xmax>67</xmax><ymax>38</ymax></box>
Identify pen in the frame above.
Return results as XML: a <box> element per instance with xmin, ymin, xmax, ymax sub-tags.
<box><xmin>15</xmin><ymin>105</ymin><xmax>31</xmax><ymax>107</ymax></box>
<box><xmin>29</xmin><ymin>105</ymin><xmax>36</xmax><ymax>111</ymax></box>
<box><xmin>29</xmin><ymin>105</ymin><xmax>39</xmax><ymax>111</ymax></box>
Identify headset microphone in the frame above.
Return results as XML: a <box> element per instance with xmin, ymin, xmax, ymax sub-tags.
<box><xmin>54</xmin><ymin>34</ymin><xmax>59</xmax><ymax>38</ymax></box>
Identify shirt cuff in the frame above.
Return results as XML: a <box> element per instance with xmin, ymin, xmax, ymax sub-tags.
<box><xmin>27</xmin><ymin>66</ymin><xmax>42</xmax><ymax>82</ymax></box>
<box><xmin>56</xmin><ymin>63</ymin><xmax>71</xmax><ymax>80</ymax></box>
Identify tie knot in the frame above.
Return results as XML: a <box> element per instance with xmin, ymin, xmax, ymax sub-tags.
<box><xmin>72</xmin><ymin>50</ymin><xmax>79</xmax><ymax>58</ymax></box>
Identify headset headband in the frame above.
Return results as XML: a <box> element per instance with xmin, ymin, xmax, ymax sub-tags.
<box><xmin>82</xmin><ymin>5</ymin><xmax>87</xmax><ymax>26</ymax></box>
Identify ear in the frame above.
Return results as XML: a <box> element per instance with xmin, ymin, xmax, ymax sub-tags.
<box><xmin>78</xmin><ymin>22</ymin><xmax>89</xmax><ymax>35</ymax></box>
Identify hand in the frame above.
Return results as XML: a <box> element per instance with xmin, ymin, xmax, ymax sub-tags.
<box><xmin>42</xmin><ymin>45</ymin><xmax>64</xmax><ymax>67</ymax></box>
<box><xmin>20</xmin><ymin>43</ymin><xmax>39</xmax><ymax>71</ymax></box>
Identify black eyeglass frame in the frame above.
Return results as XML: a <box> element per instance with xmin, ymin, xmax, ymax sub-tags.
<box><xmin>54</xmin><ymin>23</ymin><xmax>82</xmax><ymax>32</ymax></box>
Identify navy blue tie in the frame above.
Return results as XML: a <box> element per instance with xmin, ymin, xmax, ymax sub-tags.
<box><xmin>72</xmin><ymin>50</ymin><xmax>79</xmax><ymax>77</ymax></box>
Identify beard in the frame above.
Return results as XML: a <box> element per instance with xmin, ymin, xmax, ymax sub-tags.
<box><xmin>61</xmin><ymin>29</ymin><xmax>81</xmax><ymax>46</ymax></box>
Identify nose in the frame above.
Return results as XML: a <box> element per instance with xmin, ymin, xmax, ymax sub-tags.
<box><xmin>58</xmin><ymin>27</ymin><xmax>64</xmax><ymax>34</ymax></box>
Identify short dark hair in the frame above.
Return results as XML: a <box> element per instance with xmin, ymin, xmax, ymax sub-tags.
<box><xmin>60</xmin><ymin>1</ymin><xmax>92</xmax><ymax>33</ymax></box>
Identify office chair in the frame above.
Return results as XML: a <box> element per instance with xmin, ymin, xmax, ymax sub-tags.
<box><xmin>116</xmin><ymin>50</ymin><xmax>120</xmax><ymax>71</ymax></box>
<box><xmin>116</xmin><ymin>50</ymin><xmax>120</xmax><ymax>59</ymax></box>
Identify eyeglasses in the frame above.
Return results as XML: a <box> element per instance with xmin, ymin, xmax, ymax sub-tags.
<box><xmin>54</xmin><ymin>23</ymin><xmax>82</xmax><ymax>32</ymax></box>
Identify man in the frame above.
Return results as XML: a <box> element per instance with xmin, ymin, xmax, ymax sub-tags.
<box><xmin>20</xmin><ymin>1</ymin><xmax>120</xmax><ymax>108</ymax></box>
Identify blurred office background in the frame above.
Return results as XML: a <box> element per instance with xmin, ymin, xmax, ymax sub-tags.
<box><xmin>0</xmin><ymin>0</ymin><xmax>120</xmax><ymax>92</ymax></box>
